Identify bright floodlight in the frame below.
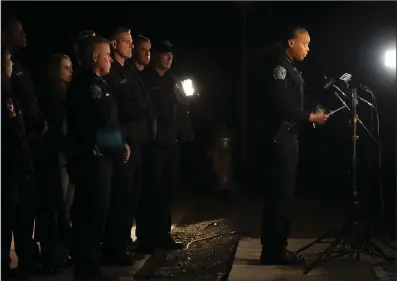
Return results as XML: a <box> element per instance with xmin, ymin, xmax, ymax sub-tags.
<box><xmin>385</xmin><ymin>50</ymin><xmax>396</xmax><ymax>68</ymax></box>
<box><xmin>181</xmin><ymin>79</ymin><xmax>195</xmax><ymax>96</ymax></box>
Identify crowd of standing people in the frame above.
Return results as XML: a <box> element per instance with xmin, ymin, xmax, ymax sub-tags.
<box><xmin>2</xmin><ymin>18</ymin><xmax>195</xmax><ymax>281</ymax></box>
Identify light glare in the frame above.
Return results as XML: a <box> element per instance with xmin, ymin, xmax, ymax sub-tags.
<box><xmin>181</xmin><ymin>79</ymin><xmax>195</xmax><ymax>96</ymax></box>
<box><xmin>385</xmin><ymin>50</ymin><xmax>396</xmax><ymax>68</ymax></box>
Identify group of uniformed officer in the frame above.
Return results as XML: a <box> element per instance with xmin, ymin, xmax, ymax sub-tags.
<box><xmin>2</xmin><ymin>15</ymin><xmax>333</xmax><ymax>281</ymax></box>
<box><xmin>2</xmin><ymin>18</ymin><xmax>194</xmax><ymax>281</ymax></box>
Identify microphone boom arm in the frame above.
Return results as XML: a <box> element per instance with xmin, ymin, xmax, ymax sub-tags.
<box><xmin>358</xmin><ymin>96</ymin><xmax>375</xmax><ymax>108</ymax></box>
<box><xmin>332</xmin><ymin>87</ymin><xmax>379</xmax><ymax>146</ymax></box>
<box><xmin>328</xmin><ymin>104</ymin><xmax>348</xmax><ymax>116</ymax></box>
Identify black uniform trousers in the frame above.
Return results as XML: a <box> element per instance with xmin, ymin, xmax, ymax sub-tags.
<box><xmin>103</xmin><ymin>144</ymin><xmax>143</xmax><ymax>253</ymax></box>
<box><xmin>72</xmin><ymin>152</ymin><xmax>119</xmax><ymax>279</ymax></box>
<box><xmin>136</xmin><ymin>141</ymin><xmax>179</xmax><ymax>245</ymax></box>
<box><xmin>35</xmin><ymin>141</ymin><xmax>70</xmax><ymax>257</ymax></box>
<box><xmin>2</xmin><ymin>171</ymin><xmax>36</xmax><ymax>271</ymax></box>
<box><xmin>261</xmin><ymin>134</ymin><xmax>299</xmax><ymax>253</ymax></box>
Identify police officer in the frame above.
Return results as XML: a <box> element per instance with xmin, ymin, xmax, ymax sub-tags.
<box><xmin>73</xmin><ymin>30</ymin><xmax>96</xmax><ymax>68</ymax></box>
<box><xmin>133</xmin><ymin>34</ymin><xmax>151</xmax><ymax>72</ymax></box>
<box><xmin>1</xmin><ymin>46</ymin><xmax>35</xmax><ymax>280</ymax></box>
<box><xmin>260</xmin><ymin>26</ymin><xmax>328</xmax><ymax>265</ymax></box>
<box><xmin>102</xmin><ymin>27</ymin><xmax>154</xmax><ymax>264</ymax></box>
<box><xmin>136</xmin><ymin>40</ymin><xmax>194</xmax><ymax>254</ymax></box>
<box><xmin>2</xmin><ymin>17</ymin><xmax>45</xmax><ymax>272</ymax></box>
<box><xmin>2</xmin><ymin>18</ymin><xmax>47</xmax><ymax>138</ymax></box>
<box><xmin>65</xmin><ymin>36</ymin><xmax>130</xmax><ymax>280</ymax></box>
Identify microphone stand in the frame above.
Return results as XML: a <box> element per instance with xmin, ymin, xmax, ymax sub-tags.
<box><xmin>332</xmin><ymin>85</ymin><xmax>379</xmax><ymax>146</ymax></box>
<box><xmin>296</xmin><ymin>86</ymin><xmax>396</xmax><ymax>275</ymax></box>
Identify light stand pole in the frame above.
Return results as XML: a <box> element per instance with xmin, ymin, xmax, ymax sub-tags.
<box><xmin>241</xmin><ymin>3</ymin><xmax>248</xmax><ymax>164</ymax></box>
<box><xmin>351</xmin><ymin>89</ymin><xmax>359</xmax><ymax>200</ymax></box>
<box><xmin>384</xmin><ymin>49</ymin><xmax>396</xmax><ymax>241</ymax></box>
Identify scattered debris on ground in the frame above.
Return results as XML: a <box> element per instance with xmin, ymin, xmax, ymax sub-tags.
<box><xmin>134</xmin><ymin>218</ymin><xmax>241</xmax><ymax>281</ymax></box>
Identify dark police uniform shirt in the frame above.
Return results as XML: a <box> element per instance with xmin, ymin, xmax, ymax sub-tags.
<box><xmin>2</xmin><ymin>82</ymin><xmax>33</xmax><ymax>200</ymax></box>
<box><xmin>105</xmin><ymin>60</ymin><xmax>155</xmax><ymax>144</ymax></box>
<box><xmin>11</xmin><ymin>61</ymin><xmax>47</xmax><ymax>136</ymax></box>
<box><xmin>270</xmin><ymin>54</ymin><xmax>310</xmax><ymax>137</ymax></box>
<box><xmin>66</xmin><ymin>69</ymin><xmax>125</xmax><ymax>157</ymax></box>
<box><xmin>38</xmin><ymin>84</ymin><xmax>68</xmax><ymax>153</ymax></box>
<box><xmin>141</xmin><ymin>68</ymin><xmax>194</xmax><ymax>144</ymax></box>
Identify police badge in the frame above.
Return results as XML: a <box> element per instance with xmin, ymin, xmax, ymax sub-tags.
<box><xmin>90</xmin><ymin>85</ymin><xmax>103</xmax><ymax>99</ymax></box>
<box><xmin>273</xmin><ymin>66</ymin><xmax>287</xmax><ymax>80</ymax></box>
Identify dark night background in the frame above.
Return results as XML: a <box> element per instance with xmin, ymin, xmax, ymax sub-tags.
<box><xmin>2</xmin><ymin>1</ymin><xmax>396</xmax><ymax>236</ymax></box>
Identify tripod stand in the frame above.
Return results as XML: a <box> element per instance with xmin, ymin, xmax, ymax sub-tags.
<box><xmin>297</xmin><ymin>87</ymin><xmax>397</xmax><ymax>275</ymax></box>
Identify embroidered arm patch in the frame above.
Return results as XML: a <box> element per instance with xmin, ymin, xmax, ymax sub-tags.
<box><xmin>273</xmin><ymin>66</ymin><xmax>287</xmax><ymax>80</ymax></box>
<box><xmin>90</xmin><ymin>85</ymin><xmax>103</xmax><ymax>99</ymax></box>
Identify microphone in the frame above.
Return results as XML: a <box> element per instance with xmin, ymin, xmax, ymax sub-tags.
<box><xmin>323</xmin><ymin>73</ymin><xmax>352</xmax><ymax>89</ymax></box>
<box><xmin>323</xmin><ymin>75</ymin><xmax>336</xmax><ymax>89</ymax></box>
<box><xmin>359</xmin><ymin>84</ymin><xmax>373</xmax><ymax>93</ymax></box>
<box><xmin>339</xmin><ymin>73</ymin><xmax>352</xmax><ymax>85</ymax></box>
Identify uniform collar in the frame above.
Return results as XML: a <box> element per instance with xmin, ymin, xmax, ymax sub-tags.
<box><xmin>111</xmin><ymin>59</ymin><xmax>125</xmax><ymax>70</ymax></box>
<box><xmin>89</xmin><ymin>70</ymin><xmax>101</xmax><ymax>79</ymax></box>
<box><xmin>147</xmin><ymin>66</ymin><xmax>166</xmax><ymax>78</ymax></box>
<box><xmin>85</xmin><ymin>69</ymin><xmax>107</xmax><ymax>84</ymax></box>
<box><xmin>283</xmin><ymin>53</ymin><xmax>294</xmax><ymax>65</ymax></box>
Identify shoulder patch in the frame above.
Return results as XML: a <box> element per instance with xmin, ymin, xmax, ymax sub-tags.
<box><xmin>273</xmin><ymin>66</ymin><xmax>287</xmax><ymax>80</ymax></box>
<box><xmin>89</xmin><ymin>85</ymin><xmax>103</xmax><ymax>99</ymax></box>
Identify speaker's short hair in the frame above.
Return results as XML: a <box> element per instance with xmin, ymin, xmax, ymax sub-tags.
<box><xmin>281</xmin><ymin>25</ymin><xmax>308</xmax><ymax>48</ymax></box>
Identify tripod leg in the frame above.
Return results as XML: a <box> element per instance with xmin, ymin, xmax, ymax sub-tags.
<box><xmin>297</xmin><ymin>227</ymin><xmax>339</xmax><ymax>254</ymax></box>
<box><xmin>325</xmin><ymin>238</ymin><xmax>349</xmax><ymax>260</ymax></box>
<box><xmin>338</xmin><ymin>237</ymin><xmax>346</xmax><ymax>250</ymax></box>
<box><xmin>369</xmin><ymin>241</ymin><xmax>395</xmax><ymax>264</ymax></box>
<box><xmin>376</xmin><ymin>238</ymin><xmax>397</xmax><ymax>252</ymax></box>
<box><xmin>366</xmin><ymin>247</ymin><xmax>383</xmax><ymax>258</ymax></box>
<box><xmin>303</xmin><ymin>234</ymin><xmax>344</xmax><ymax>275</ymax></box>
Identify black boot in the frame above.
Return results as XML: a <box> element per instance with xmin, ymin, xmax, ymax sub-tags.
<box><xmin>260</xmin><ymin>248</ymin><xmax>305</xmax><ymax>266</ymax></box>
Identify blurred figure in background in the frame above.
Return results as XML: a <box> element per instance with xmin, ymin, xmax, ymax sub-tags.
<box><xmin>2</xmin><ymin>17</ymin><xmax>46</xmax><ymax>274</ymax></box>
<box><xmin>2</xmin><ymin>17</ymin><xmax>48</xmax><ymax>139</ymax></box>
<box><xmin>35</xmin><ymin>54</ymin><xmax>74</xmax><ymax>272</ymax></box>
<box><xmin>73</xmin><ymin>30</ymin><xmax>96</xmax><ymax>68</ymax></box>
<box><xmin>1</xmin><ymin>46</ymin><xmax>36</xmax><ymax>280</ymax></box>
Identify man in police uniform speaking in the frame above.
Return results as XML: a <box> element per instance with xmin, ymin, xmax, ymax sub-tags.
<box><xmin>260</xmin><ymin>26</ymin><xmax>328</xmax><ymax>265</ymax></box>
<box><xmin>66</xmin><ymin>36</ymin><xmax>130</xmax><ymax>280</ymax></box>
